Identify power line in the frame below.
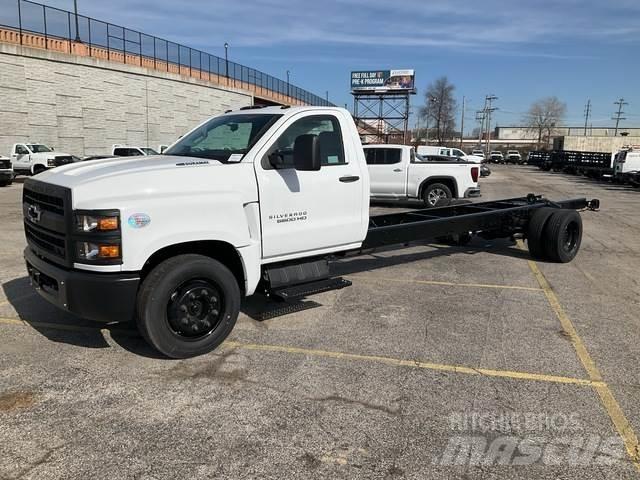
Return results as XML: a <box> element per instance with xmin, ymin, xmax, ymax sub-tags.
<box><xmin>484</xmin><ymin>95</ymin><xmax>498</xmax><ymax>153</ymax></box>
<box><xmin>612</xmin><ymin>97</ymin><xmax>628</xmax><ymax>136</ymax></box>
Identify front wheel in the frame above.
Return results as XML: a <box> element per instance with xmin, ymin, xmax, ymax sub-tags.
<box><xmin>136</xmin><ymin>254</ymin><xmax>241</xmax><ymax>358</ymax></box>
<box><xmin>32</xmin><ymin>165</ymin><xmax>46</xmax><ymax>175</ymax></box>
<box><xmin>423</xmin><ymin>183</ymin><xmax>452</xmax><ymax>208</ymax></box>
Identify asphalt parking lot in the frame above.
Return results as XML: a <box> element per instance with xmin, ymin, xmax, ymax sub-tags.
<box><xmin>1</xmin><ymin>166</ymin><xmax>640</xmax><ymax>479</ymax></box>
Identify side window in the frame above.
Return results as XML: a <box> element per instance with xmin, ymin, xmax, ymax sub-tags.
<box><xmin>452</xmin><ymin>149</ymin><xmax>464</xmax><ymax>157</ymax></box>
<box><xmin>113</xmin><ymin>148</ymin><xmax>127</xmax><ymax>156</ymax></box>
<box><xmin>410</xmin><ymin>148</ymin><xmax>416</xmax><ymax>163</ymax></box>
<box><xmin>130</xmin><ymin>149</ymin><xmax>144</xmax><ymax>156</ymax></box>
<box><xmin>15</xmin><ymin>145</ymin><xmax>29</xmax><ymax>155</ymax></box>
<box><xmin>365</xmin><ymin>149</ymin><xmax>377</xmax><ymax>165</ymax></box>
<box><xmin>384</xmin><ymin>149</ymin><xmax>401</xmax><ymax>164</ymax></box>
<box><xmin>266</xmin><ymin>115</ymin><xmax>345</xmax><ymax>169</ymax></box>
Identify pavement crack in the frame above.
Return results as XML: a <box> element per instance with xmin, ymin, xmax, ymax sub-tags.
<box><xmin>308</xmin><ymin>394</ymin><xmax>401</xmax><ymax>416</ymax></box>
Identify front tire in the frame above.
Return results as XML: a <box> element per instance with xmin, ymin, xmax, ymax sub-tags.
<box><xmin>32</xmin><ymin>165</ymin><xmax>46</xmax><ymax>175</ymax></box>
<box><xmin>423</xmin><ymin>183</ymin><xmax>452</xmax><ymax>208</ymax></box>
<box><xmin>136</xmin><ymin>254</ymin><xmax>241</xmax><ymax>358</ymax></box>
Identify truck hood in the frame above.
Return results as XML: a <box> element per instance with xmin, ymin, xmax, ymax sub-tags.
<box><xmin>465</xmin><ymin>155</ymin><xmax>484</xmax><ymax>163</ymax></box>
<box><xmin>34</xmin><ymin>155</ymin><xmax>258</xmax><ymax>210</ymax></box>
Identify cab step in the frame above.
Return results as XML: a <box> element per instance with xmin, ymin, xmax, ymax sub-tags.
<box><xmin>271</xmin><ymin>277</ymin><xmax>352</xmax><ymax>302</ymax></box>
<box><xmin>258</xmin><ymin>300</ymin><xmax>322</xmax><ymax>321</ymax></box>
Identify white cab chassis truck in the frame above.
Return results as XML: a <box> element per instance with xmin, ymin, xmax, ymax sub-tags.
<box><xmin>364</xmin><ymin>144</ymin><xmax>480</xmax><ymax>207</ymax></box>
<box><xmin>23</xmin><ymin>107</ymin><xmax>599</xmax><ymax>358</ymax></box>
<box><xmin>11</xmin><ymin>144</ymin><xmax>75</xmax><ymax>175</ymax></box>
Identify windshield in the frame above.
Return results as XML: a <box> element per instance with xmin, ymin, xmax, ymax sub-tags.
<box><xmin>27</xmin><ymin>144</ymin><xmax>53</xmax><ymax>153</ymax></box>
<box><xmin>141</xmin><ymin>148</ymin><xmax>158</xmax><ymax>155</ymax></box>
<box><xmin>165</xmin><ymin>113</ymin><xmax>282</xmax><ymax>162</ymax></box>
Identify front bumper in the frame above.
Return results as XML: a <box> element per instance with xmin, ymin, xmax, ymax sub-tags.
<box><xmin>24</xmin><ymin>247</ymin><xmax>140</xmax><ymax>323</ymax></box>
<box><xmin>464</xmin><ymin>187</ymin><xmax>481</xmax><ymax>198</ymax></box>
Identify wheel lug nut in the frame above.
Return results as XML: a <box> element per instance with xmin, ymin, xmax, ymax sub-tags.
<box><xmin>180</xmin><ymin>305</ymin><xmax>188</xmax><ymax>312</ymax></box>
<box><xmin>181</xmin><ymin>317</ymin><xmax>189</xmax><ymax>325</ymax></box>
<box><xmin>211</xmin><ymin>309</ymin><xmax>219</xmax><ymax>317</ymax></box>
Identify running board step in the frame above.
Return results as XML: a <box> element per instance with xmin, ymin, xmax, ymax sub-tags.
<box><xmin>271</xmin><ymin>277</ymin><xmax>352</xmax><ymax>301</ymax></box>
<box><xmin>259</xmin><ymin>300</ymin><xmax>322</xmax><ymax>320</ymax></box>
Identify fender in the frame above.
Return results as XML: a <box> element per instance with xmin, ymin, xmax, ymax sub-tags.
<box><xmin>416</xmin><ymin>175</ymin><xmax>459</xmax><ymax>199</ymax></box>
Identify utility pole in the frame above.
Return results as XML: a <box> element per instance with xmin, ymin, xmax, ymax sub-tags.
<box><xmin>224</xmin><ymin>43</ymin><xmax>229</xmax><ymax>83</ymax></box>
<box><xmin>583</xmin><ymin>99</ymin><xmax>591</xmax><ymax>136</ymax></box>
<box><xmin>459</xmin><ymin>95</ymin><xmax>465</xmax><ymax>149</ymax></box>
<box><xmin>612</xmin><ymin>98</ymin><xmax>628</xmax><ymax>136</ymax></box>
<box><xmin>286</xmin><ymin>70</ymin><xmax>290</xmax><ymax>97</ymax></box>
<box><xmin>476</xmin><ymin>110</ymin><xmax>485</xmax><ymax>147</ymax></box>
<box><xmin>484</xmin><ymin>95</ymin><xmax>498</xmax><ymax>154</ymax></box>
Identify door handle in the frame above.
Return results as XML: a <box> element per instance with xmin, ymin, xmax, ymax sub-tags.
<box><xmin>339</xmin><ymin>175</ymin><xmax>360</xmax><ymax>183</ymax></box>
<box><xmin>393</xmin><ymin>168</ymin><xmax>402</xmax><ymax>172</ymax></box>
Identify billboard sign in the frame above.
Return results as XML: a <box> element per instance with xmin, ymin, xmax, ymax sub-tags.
<box><xmin>351</xmin><ymin>69</ymin><xmax>415</xmax><ymax>93</ymax></box>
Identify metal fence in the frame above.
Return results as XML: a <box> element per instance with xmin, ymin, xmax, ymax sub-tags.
<box><xmin>0</xmin><ymin>0</ymin><xmax>331</xmax><ymax>106</ymax></box>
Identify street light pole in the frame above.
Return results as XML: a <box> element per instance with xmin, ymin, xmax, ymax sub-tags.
<box><xmin>325</xmin><ymin>90</ymin><xmax>329</xmax><ymax>104</ymax></box>
<box><xmin>286</xmin><ymin>70</ymin><xmax>290</xmax><ymax>97</ymax></box>
<box><xmin>224</xmin><ymin>42</ymin><xmax>229</xmax><ymax>83</ymax></box>
<box><xmin>73</xmin><ymin>0</ymin><xmax>80</xmax><ymax>42</ymax></box>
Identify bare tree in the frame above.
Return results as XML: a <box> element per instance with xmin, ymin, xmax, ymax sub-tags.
<box><xmin>524</xmin><ymin>97</ymin><xmax>567</xmax><ymax>148</ymax></box>
<box><xmin>421</xmin><ymin>77</ymin><xmax>457</xmax><ymax>145</ymax></box>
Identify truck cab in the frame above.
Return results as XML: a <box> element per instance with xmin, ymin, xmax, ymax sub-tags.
<box><xmin>11</xmin><ymin>143</ymin><xmax>74</xmax><ymax>176</ymax></box>
<box><xmin>417</xmin><ymin>146</ymin><xmax>483</xmax><ymax>163</ymax></box>
<box><xmin>364</xmin><ymin>144</ymin><xmax>480</xmax><ymax>207</ymax></box>
<box><xmin>111</xmin><ymin>145</ymin><xmax>159</xmax><ymax>157</ymax></box>
<box><xmin>613</xmin><ymin>147</ymin><xmax>640</xmax><ymax>181</ymax></box>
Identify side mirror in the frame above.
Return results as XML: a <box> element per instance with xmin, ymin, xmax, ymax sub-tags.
<box><xmin>293</xmin><ymin>134</ymin><xmax>321</xmax><ymax>171</ymax></box>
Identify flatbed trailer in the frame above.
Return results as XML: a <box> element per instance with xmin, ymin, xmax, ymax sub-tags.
<box><xmin>529</xmin><ymin>150</ymin><xmax>613</xmax><ymax>177</ymax></box>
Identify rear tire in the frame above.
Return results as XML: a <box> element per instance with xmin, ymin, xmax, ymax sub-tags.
<box><xmin>542</xmin><ymin>210</ymin><xmax>582</xmax><ymax>263</ymax></box>
<box><xmin>136</xmin><ymin>254</ymin><xmax>241</xmax><ymax>359</ymax></box>
<box><xmin>526</xmin><ymin>207</ymin><xmax>556</xmax><ymax>260</ymax></box>
<box><xmin>0</xmin><ymin>180</ymin><xmax>10</xmax><ymax>187</ymax></box>
<box><xmin>423</xmin><ymin>183</ymin><xmax>452</xmax><ymax>208</ymax></box>
<box><xmin>32</xmin><ymin>165</ymin><xmax>46</xmax><ymax>175</ymax></box>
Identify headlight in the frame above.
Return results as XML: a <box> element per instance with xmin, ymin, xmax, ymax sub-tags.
<box><xmin>77</xmin><ymin>242</ymin><xmax>121</xmax><ymax>261</ymax></box>
<box><xmin>76</xmin><ymin>213</ymin><xmax>119</xmax><ymax>232</ymax></box>
<box><xmin>47</xmin><ymin>159</ymin><xmax>55</xmax><ymax>166</ymax></box>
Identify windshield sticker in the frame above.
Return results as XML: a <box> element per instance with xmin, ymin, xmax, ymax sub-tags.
<box><xmin>228</xmin><ymin>154</ymin><xmax>244</xmax><ymax>163</ymax></box>
<box><xmin>175</xmin><ymin>160</ymin><xmax>210</xmax><ymax>167</ymax></box>
<box><xmin>128</xmin><ymin>213</ymin><xmax>151</xmax><ymax>228</ymax></box>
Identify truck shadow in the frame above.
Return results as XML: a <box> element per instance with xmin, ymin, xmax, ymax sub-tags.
<box><xmin>2</xmin><ymin>239</ymin><xmax>532</xmax><ymax>358</ymax></box>
<box><xmin>1</xmin><ymin>276</ymin><xmax>163</xmax><ymax>358</ymax></box>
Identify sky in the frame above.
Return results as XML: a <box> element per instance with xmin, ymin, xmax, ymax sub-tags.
<box><xmin>39</xmin><ymin>0</ymin><xmax>640</xmax><ymax>133</ymax></box>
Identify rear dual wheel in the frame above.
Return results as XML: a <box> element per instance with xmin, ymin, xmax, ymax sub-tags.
<box><xmin>527</xmin><ymin>208</ymin><xmax>582</xmax><ymax>263</ymax></box>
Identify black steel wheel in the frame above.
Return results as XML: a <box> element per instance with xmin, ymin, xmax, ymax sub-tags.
<box><xmin>542</xmin><ymin>209</ymin><xmax>583</xmax><ymax>263</ymax></box>
<box><xmin>137</xmin><ymin>254</ymin><xmax>240</xmax><ymax>358</ymax></box>
<box><xmin>167</xmin><ymin>280</ymin><xmax>223</xmax><ymax>339</ymax></box>
<box><xmin>526</xmin><ymin>207</ymin><xmax>556</xmax><ymax>260</ymax></box>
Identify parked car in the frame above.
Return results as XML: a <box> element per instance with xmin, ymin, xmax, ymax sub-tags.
<box><xmin>364</xmin><ymin>144</ymin><xmax>480</xmax><ymax>207</ymax></box>
<box><xmin>9</xmin><ymin>143</ymin><xmax>75</xmax><ymax>176</ymax></box>
<box><xmin>111</xmin><ymin>145</ymin><xmax>159</xmax><ymax>157</ymax></box>
<box><xmin>0</xmin><ymin>155</ymin><xmax>14</xmax><ymax>186</ymax></box>
<box><xmin>505</xmin><ymin>150</ymin><xmax>522</xmax><ymax>164</ymax></box>
<box><xmin>417</xmin><ymin>146</ymin><xmax>484</xmax><ymax>163</ymax></box>
<box><xmin>489</xmin><ymin>151</ymin><xmax>504</xmax><ymax>163</ymax></box>
<box><xmin>480</xmin><ymin>164</ymin><xmax>491</xmax><ymax>177</ymax></box>
<box><xmin>471</xmin><ymin>149</ymin><xmax>486</xmax><ymax>160</ymax></box>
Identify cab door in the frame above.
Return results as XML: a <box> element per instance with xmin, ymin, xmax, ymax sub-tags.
<box><xmin>12</xmin><ymin>144</ymin><xmax>31</xmax><ymax>171</ymax></box>
<box><xmin>255</xmin><ymin>112</ymin><xmax>365</xmax><ymax>260</ymax></box>
<box><xmin>366</xmin><ymin>148</ymin><xmax>406</xmax><ymax>197</ymax></box>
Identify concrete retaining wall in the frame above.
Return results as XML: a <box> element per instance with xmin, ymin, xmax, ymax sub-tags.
<box><xmin>0</xmin><ymin>43</ymin><xmax>253</xmax><ymax>157</ymax></box>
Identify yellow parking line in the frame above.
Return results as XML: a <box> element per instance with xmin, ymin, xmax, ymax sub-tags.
<box><xmin>349</xmin><ymin>275</ymin><xmax>542</xmax><ymax>292</ymax></box>
<box><xmin>223</xmin><ymin>341</ymin><xmax>602</xmax><ymax>388</ymax></box>
<box><xmin>527</xmin><ymin>259</ymin><xmax>640</xmax><ymax>470</ymax></box>
<box><xmin>0</xmin><ymin>315</ymin><xmax>598</xmax><ymax>388</ymax></box>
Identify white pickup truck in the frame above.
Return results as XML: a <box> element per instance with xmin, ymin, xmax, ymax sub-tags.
<box><xmin>364</xmin><ymin>144</ymin><xmax>480</xmax><ymax>207</ymax></box>
<box><xmin>0</xmin><ymin>155</ymin><xmax>13</xmax><ymax>186</ymax></box>
<box><xmin>23</xmin><ymin>106</ymin><xmax>598</xmax><ymax>358</ymax></box>
<box><xmin>10</xmin><ymin>143</ymin><xmax>75</xmax><ymax>176</ymax></box>
<box><xmin>417</xmin><ymin>146</ymin><xmax>484</xmax><ymax>163</ymax></box>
